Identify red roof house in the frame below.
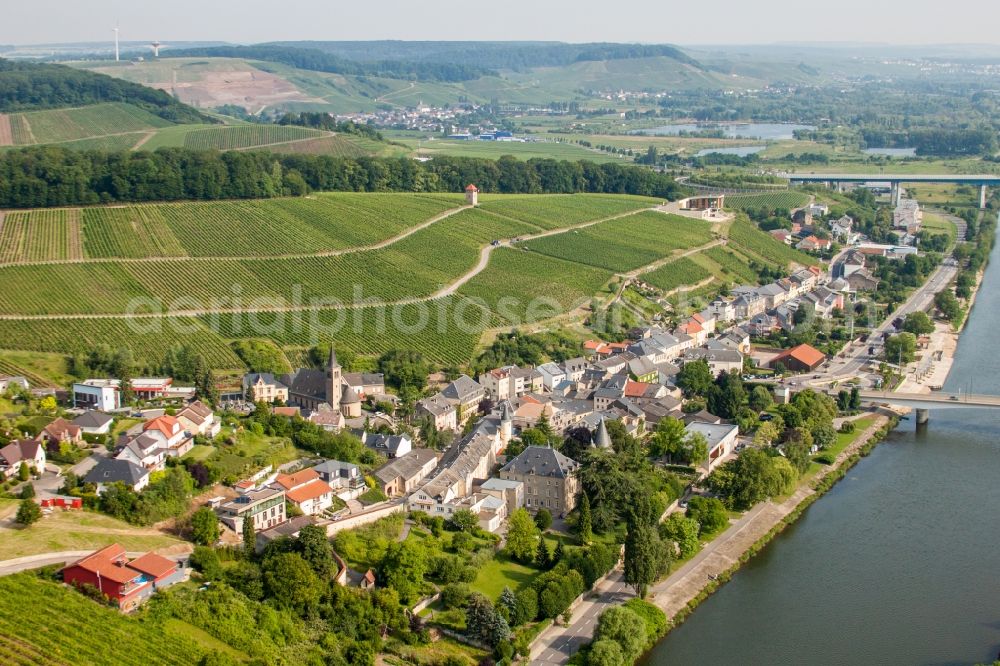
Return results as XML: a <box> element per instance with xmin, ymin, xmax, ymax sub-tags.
<box><xmin>768</xmin><ymin>344</ymin><xmax>826</xmax><ymax>373</ymax></box>
<box><xmin>61</xmin><ymin>544</ymin><xmax>181</xmax><ymax>611</ymax></box>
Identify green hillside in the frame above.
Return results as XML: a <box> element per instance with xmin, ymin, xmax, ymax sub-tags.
<box><xmin>3</xmin><ymin>103</ymin><xmax>172</xmax><ymax>146</ymax></box>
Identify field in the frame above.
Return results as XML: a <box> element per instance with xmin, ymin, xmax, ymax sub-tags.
<box><xmin>180</xmin><ymin>124</ymin><xmax>322</xmax><ymax>150</ymax></box>
<box><xmin>6</xmin><ymin>103</ymin><xmax>173</xmax><ymax>145</ymax></box>
<box><xmin>702</xmin><ymin>246</ymin><xmax>763</xmax><ymax>283</ymax></box>
<box><xmin>0</xmin><ymin>501</ymin><xmax>184</xmax><ymax>560</ymax></box>
<box><xmin>727</xmin><ymin>217</ymin><xmax>818</xmax><ymax>268</ymax></box>
<box><xmin>269</xmin><ymin>134</ymin><xmax>374</xmax><ymax>157</ymax></box>
<box><xmin>521</xmin><ymin>211</ymin><xmax>714</xmax><ymax>272</ymax></box>
<box><xmin>458</xmin><ymin>248</ymin><xmax>613</xmax><ymax>324</ymax></box>
<box><xmin>642</xmin><ymin>256</ymin><xmax>713</xmax><ymax>292</ymax></box>
<box><xmin>399</xmin><ymin>137</ymin><xmax>624</xmax><ymax>163</ymax></box>
<box><xmin>477</xmin><ymin>193</ymin><xmax>658</xmax><ymax>230</ymax></box>
<box><xmin>0</xmin><ymin>195</ymin><xmax>720</xmax><ymax>369</ymax></box>
<box><xmin>0</xmin><ymin>574</ymin><xmax>207</xmax><ymax>666</ymax></box>
<box><xmin>723</xmin><ymin>191</ymin><xmax>811</xmax><ymax>211</ymax></box>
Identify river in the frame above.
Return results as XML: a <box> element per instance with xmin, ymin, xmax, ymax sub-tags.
<box><xmin>645</xmin><ymin>217</ymin><xmax>1000</xmax><ymax>666</ymax></box>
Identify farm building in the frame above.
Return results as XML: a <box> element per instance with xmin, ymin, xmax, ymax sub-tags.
<box><xmin>768</xmin><ymin>343</ymin><xmax>826</xmax><ymax>373</ymax></box>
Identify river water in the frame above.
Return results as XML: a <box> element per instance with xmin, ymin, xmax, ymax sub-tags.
<box><xmin>646</xmin><ymin>218</ymin><xmax>1000</xmax><ymax>666</ymax></box>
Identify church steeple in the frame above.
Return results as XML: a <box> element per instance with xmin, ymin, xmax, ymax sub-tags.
<box><xmin>326</xmin><ymin>346</ymin><xmax>342</xmax><ymax>409</ymax></box>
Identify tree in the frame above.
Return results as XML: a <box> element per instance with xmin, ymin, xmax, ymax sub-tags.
<box><xmin>465</xmin><ymin>592</ymin><xmax>511</xmax><ymax>648</ymax></box>
<box><xmin>449</xmin><ymin>509</ymin><xmax>478</xmax><ymax>533</ymax></box>
<box><xmin>263</xmin><ymin>552</ymin><xmax>321</xmax><ymax>615</ymax></box>
<box><xmin>38</xmin><ymin>395</ymin><xmax>58</xmax><ymax>413</ymax></box>
<box><xmin>242</xmin><ymin>516</ymin><xmax>256</xmax><ymax>558</ymax></box>
<box><xmin>576</xmin><ymin>493</ymin><xmax>593</xmax><ymax>544</ymax></box>
<box><xmin>497</xmin><ymin>586</ymin><xmax>518</xmax><ymax>622</ymax></box>
<box><xmin>190</xmin><ymin>507</ymin><xmax>219</xmax><ymax>546</ymax></box>
<box><xmin>705</xmin><ymin>448</ymin><xmax>794</xmax><ymax>510</ymax></box>
<box><xmin>534</xmin><ymin>508</ymin><xmax>552</xmax><ymax>531</ymax></box>
<box><xmin>660</xmin><ymin>513</ymin><xmax>700</xmax><ymax>559</ymax></box>
<box><xmin>749</xmin><ymin>385</ymin><xmax>774</xmax><ymax>412</ymax></box>
<box><xmin>380</xmin><ymin>540</ymin><xmax>427</xmax><ymax>604</ymax></box>
<box><xmin>595</xmin><ymin>606</ymin><xmax>648</xmax><ymax>664</ymax></box>
<box><xmin>378</xmin><ymin>350</ymin><xmax>429</xmax><ymax>391</ymax></box>
<box><xmin>676</xmin><ymin>359</ymin><xmax>714</xmax><ymax>398</ymax></box>
<box><xmin>647</xmin><ymin>416</ymin><xmax>686</xmax><ymax>460</ymax></box>
<box><xmin>15</xmin><ymin>498</ymin><xmax>41</xmax><ymax>526</ymax></box>
<box><xmin>504</xmin><ymin>508</ymin><xmax>538</xmax><ymax>563</ymax></box>
<box><xmin>624</xmin><ymin>522</ymin><xmax>662</xmax><ymax>598</ymax></box>
<box><xmin>553</xmin><ymin>540</ymin><xmax>565</xmax><ymax>565</ymax></box>
<box><xmin>782</xmin><ymin>427</ymin><xmax>814</xmax><ymax>475</ymax></box>
<box><xmin>682</xmin><ymin>432</ymin><xmax>709</xmax><ymax>469</ymax></box>
<box><xmin>297</xmin><ymin>524</ymin><xmax>334</xmax><ymax>578</ymax></box>
<box><xmin>535</xmin><ymin>538</ymin><xmax>553</xmax><ymax>570</ymax></box>
<box><xmin>884</xmin><ymin>332</ymin><xmax>917</xmax><ymax>365</ymax></box>
<box><xmin>17</xmin><ymin>461</ymin><xmax>29</xmax><ymax>482</ymax></box>
<box><xmin>753</xmin><ymin>420</ymin><xmax>782</xmax><ymax>447</ymax></box>
<box><xmin>935</xmin><ymin>289</ymin><xmax>961</xmax><ymax>321</ymax></box>
<box><xmin>707</xmin><ymin>370</ymin><xmax>747</xmax><ymax>420</ymax></box>
<box><xmin>850</xmin><ymin>387</ymin><xmax>861</xmax><ymax>410</ymax></box>
<box><xmin>811</xmin><ymin>423</ymin><xmax>837</xmax><ymax>450</ymax></box>
<box><xmin>685</xmin><ymin>496</ymin><xmax>729</xmax><ymax>536</ymax></box>
<box><xmin>902</xmin><ymin>311</ymin><xmax>935</xmax><ymax>335</ymax></box>
<box><xmin>190</xmin><ymin>545</ymin><xmax>223</xmax><ymax>580</ymax></box>
<box><xmin>513</xmin><ymin>587</ymin><xmax>538</xmax><ymax>626</ymax></box>
<box><xmin>588</xmin><ymin>640</ymin><xmax>626</xmax><ymax>666</ymax></box>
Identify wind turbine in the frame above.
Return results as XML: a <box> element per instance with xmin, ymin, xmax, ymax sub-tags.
<box><xmin>113</xmin><ymin>25</ymin><xmax>120</xmax><ymax>62</ymax></box>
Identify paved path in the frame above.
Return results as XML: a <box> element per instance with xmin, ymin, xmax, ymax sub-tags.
<box><xmin>0</xmin><ymin>549</ymin><xmax>191</xmax><ymax>577</ymax></box>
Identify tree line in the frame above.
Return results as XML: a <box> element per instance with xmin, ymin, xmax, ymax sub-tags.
<box><xmin>0</xmin><ymin>58</ymin><xmax>210</xmax><ymax>124</ymax></box>
<box><xmin>0</xmin><ymin>147</ymin><xmax>682</xmax><ymax>208</ymax></box>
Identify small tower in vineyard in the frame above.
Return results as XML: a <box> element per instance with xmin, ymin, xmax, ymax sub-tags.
<box><xmin>465</xmin><ymin>184</ymin><xmax>479</xmax><ymax>206</ymax></box>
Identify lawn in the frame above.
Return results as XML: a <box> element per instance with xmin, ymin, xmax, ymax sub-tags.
<box><xmin>921</xmin><ymin>211</ymin><xmax>958</xmax><ymax>247</ymax></box>
<box><xmin>470</xmin><ymin>552</ymin><xmax>542</xmax><ymax>598</ymax></box>
<box><xmin>0</xmin><ymin>506</ymin><xmax>184</xmax><ymax>560</ymax></box>
<box><xmin>182</xmin><ymin>444</ymin><xmax>216</xmax><ymax>462</ymax></box>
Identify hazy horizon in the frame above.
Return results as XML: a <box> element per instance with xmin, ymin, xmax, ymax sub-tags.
<box><xmin>4</xmin><ymin>0</ymin><xmax>1000</xmax><ymax>48</ymax></box>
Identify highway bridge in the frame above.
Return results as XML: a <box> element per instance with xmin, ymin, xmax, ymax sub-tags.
<box><xmin>823</xmin><ymin>389</ymin><xmax>1000</xmax><ymax>424</ymax></box>
<box><xmin>777</xmin><ymin>172</ymin><xmax>1000</xmax><ymax>207</ymax></box>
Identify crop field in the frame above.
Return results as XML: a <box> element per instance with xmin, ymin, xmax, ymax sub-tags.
<box><xmin>522</xmin><ymin>211</ymin><xmax>714</xmax><ymax>272</ymax></box>
<box><xmin>8</xmin><ymin>103</ymin><xmax>172</xmax><ymax>145</ymax></box>
<box><xmin>458</xmin><ymin>247</ymin><xmax>613</xmax><ymax>324</ymax></box>
<box><xmin>405</xmin><ymin>137</ymin><xmax>622</xmax><ymax>163</ymax></box>
<box><xmin>0</xmin><ymin>209</ymin><xmax>84</xmax><ymax>262</ymax></box>
<box><xmin>476</xmin><ymin>194</ymin><xmax>657</xmax><ymax>230</ymax></box>
<box><xmin>8</xmin><ymin>113</ymin><xmax>34</xmax><ymax>144</ymax></box>
<box><xmin>642</xmin><ymin>256</ymin><xmax>713</xmax><ymax>292</ymax></box>
<box><xmin>703</xmin><ymin>246</ymin><xmax>762</xmax><ymax>283</ymax></box>
<box><xmin>270</xmin><ymin>134</ymin><xmax>372</xmax><ymax>157</ymax></box>
<box><xmin>181</xmin><ymin>124</ymin><xmax>323</xmax><ymax>150</ymax></box>
<box><xmin>0</xmin><ymin>574</ymin><xmax>206</xmax><ymax>666</ymax></box>
<box><xmin>56</xmin><ymin>133</ymin><xmax>148</xmax><ymax>151</ymax></box>
<box><xmin>204</xmin><ymin>296</ymin><xmax>488</xmax><ymax>366</ymax></box>
<box><xmin>728</xmin><ymin>217</ymin><xmax>817</xmax><ymax>268</ymax></box>
<box><xmin>724</xmin><ymin>191</ymin><xmax>811</xmax><ymax>211</ymax></box>
<box><xmin>0</xmin><ymin>316</ymin><xmax>241</xmax><ymax>368</ymax></box>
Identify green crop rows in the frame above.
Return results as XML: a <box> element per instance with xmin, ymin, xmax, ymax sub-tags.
<box><xmin>724</xmin><ymin>191</ymin><xmax>810</xmax><ymax>211</ymax></box>
<box><xmin>523</xmin><ymin>211</ymin><xmax>713</xmax><ymax>272</ymax></box>
<box><xmin>57</xmin><ymin>133</ymin><xmax>147</xmax><ymax>151</ymax></box>
<box><xmin>477</xmin><ymin>194</ymin><xmax>657</xmax><ymax>230</ymax></box>
<box><xmin>0</xmin><ymin>574</ymin><xmax>207</xmax><ymax>666</ymax></box>
<box><xmin>459</xmin><ymin>247</ymin><xmax>613</xmax><ymax>324</ymax></box>
<box><xmin>703</xmin><ymin>246</ymin><xmax>762</xmax><ymax>283</ymax></box>
<box><xmin>642</xmin><ymin>256</ymin><xmax>713</xmax><ymax>292</ymax></box>
<box><xmin>180</xmin><ymin>125</ymin><xmax>323</xmax><ymax>150</ymax></box>
<box><xmin>9</xmin><ymin>103</ymin><xmax>172</xmax><ymax>145</ymax></box>
<box><xmin>271</xmin><ymin>135</ymin><xmax>371</xmax><ymax>157</ymax></box>
<box><xmin>728</xmin><ymin>217</ymin><xmax>817</xmax><ymax>268</ymax></box>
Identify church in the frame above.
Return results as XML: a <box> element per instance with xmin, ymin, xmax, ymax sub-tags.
<box><xmin>280</xmin><ymin>348</ymin><xmax>363</xmax><ymax>419</ymax></box>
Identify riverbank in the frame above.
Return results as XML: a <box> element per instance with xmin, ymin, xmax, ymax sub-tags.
<box><xmin>641</xmin><ymin>413</ymin><xmax>896</xmax><ymax>640</ymax></box>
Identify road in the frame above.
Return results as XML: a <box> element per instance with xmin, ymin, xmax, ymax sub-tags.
<box><xmin>0</xmin><ymin>550</ymin><xmax>190</xmax><ymax>577</ymax></box>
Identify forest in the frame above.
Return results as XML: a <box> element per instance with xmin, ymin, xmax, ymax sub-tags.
<box><xmin>0</xmin><ymin>147</ymin><xmax>683</xmax><ymax>208</ymax></box>
<box><xmin>0</xmin><ymin>59</ymin><xmax>211</xmax><ymax>123</ymax></box>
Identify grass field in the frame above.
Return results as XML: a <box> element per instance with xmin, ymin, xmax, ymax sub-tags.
<box><xmin>0</xmin><ymin>573</ymin><xmax>207</xmax><ymax>666</ymax></box>
<box><xmin>921</xmin><ymin>211</ymin><xmax>958</xmax><ymax>246</ymax></box>
<box><xmin>642</xmin><ymin>256</ymin><xmax>713</xmax><ymax>292</ymax></box>
<box><xmin>0</xmin><ymin>502</ymin><xmax>184</xmax><ymax>560</ymax></box>
<box><xmin>400</xmin><ymin>136</ymin><xmax>624</xmax><ymax>163</ymax></box>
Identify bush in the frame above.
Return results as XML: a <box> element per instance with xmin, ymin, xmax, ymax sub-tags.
<box><xmin>512</xmin><ymin>587</ymin><xmax>539</xmax><ymax>626</ymax></box>
<box><xmin>441</xmin><ymin>583</ymin><xmax>471</xmax><ymax>609</ymax></box>
<box><xmin>190</xmin><ymin>546</ymin><xmax>223</xmax><ymax>580</ymax></box>
<box><xmin>839</xmin><ymin>421</ymin><xmax>856</xmax><ymax>434</ymax></box>
<box><xmin>15</xmin><ymin>499</ymin><xmax>42</xmax><ymax>525</ymax></box>
<box><xmin>534</xmin><ymin>508</ymin><xmax>553</xmax><ymax>531</ymax></box>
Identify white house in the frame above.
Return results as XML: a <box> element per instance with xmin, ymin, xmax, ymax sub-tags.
<box><xmin>73</xmin><ymin>379</ymin><xmax>121</xmax><ymax>411</ymax></box>
<box><xmin>71</xmin><ymin>410</ymin><xmax>114</xmax><ymax>436</ymax></box>
<box><xmin>0</xmin><ymin>439</ymin><xmax>46</xmax><ymax>478</ymax></box>
<box><xmin>271</xmin><ymin>469</ymin><xmax>335</xmax><ymax>516</ymax></box>
<box><xmin>685</xmin><ymin>422</ymin><xmax>739</xmax><ymax>471</ymax></box>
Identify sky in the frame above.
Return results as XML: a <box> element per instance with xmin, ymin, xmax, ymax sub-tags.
<box><xmin>4</xmin><ymin>0</ymin><xmax>1000</xmax><ymax>46</ymax></box>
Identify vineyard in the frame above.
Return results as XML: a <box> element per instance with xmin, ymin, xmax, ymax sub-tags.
<box><xmin>0</xmin><ymin>209</ymin><xmax>83</xmax><ymax>263</ymax></box>
<box><xmin>57</xmin><ymin>133</ymin><xmax>147</xmax><ymax>152</ymax></box>
<box><xmin>270</xmin><ymin>134</ymin><xmax>372</xmax><ymax>157</ymax></box>
<box><xmin>0</xmin><ymin>357</ymin><xmax>58</xmax><ymax>387</ymax></box>
<box><xmin>180</xmin><ymin>125</ymin><xmax>324</xmax><ymax>150</ymax></box>
<box><xmin>8</xmin><ymin>103</ymin><xmax>172</xmax><ymax>145</ymax></box>
<box><xmin>642</xmin><ymin>256</ymin><xmax>713</xmax><ymax>293</ymax></box>
<box><xmin>703</xmin><ymin>246</ymin><xmax>763</xmax><ymax>283</ymax></box>
<box><xmin>458</xmin><ymin>247</ymin><xmax>613</xmax><ymax>325</ymax></box>
<box><xmin>8</xmin><ymin>114</ymin><xmax>34</xmax><ymax>144</ymax></box>
<box><xmin>477</xmin><ymin>194</ymin><xmax>657</xmax><ymax>230</ymax></box>
<box><xmin>522</xmin><ymin>212</ymin><xmax>714</xmax><ymax>272</ymax></box>
<box><xmin>0</xmin><ymin>574</ymin><xmax>207</xmax><ymax>666</ymax></box>
<box><xmin>727</xmin><ymin>217</ymin><xmax>818</xmax><ymax>268</ymax></box>
<box><xmin>724</xmin><ymin>191</ymin><xmax>811</xmax><ymax>211</ymax></box>
<box><xmin>0</xmin><ymin>316</ymin><xmax>241</xmax><ymax>368</ymax></box>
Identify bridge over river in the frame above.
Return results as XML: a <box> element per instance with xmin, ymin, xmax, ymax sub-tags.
<box><xmin>778</xmin><ymin>172</ymin><xmax>1000</xmax><ymax>207</ymax></box>
<box><xmin>820</xmin><ymin>389</ymin><xmax>1000</xmax><ymax>424</ymax></box>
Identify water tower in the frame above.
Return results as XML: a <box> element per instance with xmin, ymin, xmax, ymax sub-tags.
<box><xmin>150</xmin><ymin>41</ymin><xmax>162</xmax><ymax>57</ymax></box>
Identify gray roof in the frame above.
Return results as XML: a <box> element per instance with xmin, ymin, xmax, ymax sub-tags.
<box><xmin>685</xmin><ymin>422</ymin><xmax>739</xmax><ymax>448</ymax></box>
<box><xmin>281</xmin><ymin>368</ymin><xmax>327</xmax><ymax>400</ymax></box>
<box><xmin>594</xmin><ymin>418</ymin><xmax>612</xmax><ymax>449</ymax></box>
<box><xmin>362</xmin><ymin>432</ymin><xmax>411</xmax><ymax>456</ymax></box>
<box><xmin>84</xmin><ymin>458</ymin><xmax>148</xmax><ymax>486</ymax></box>
<box><xmin>375</xmin><ymin>448</ymin><xmax>439</xmax><ymax>485</ymax></box>
<box><xmin>340</xmin><ymin>386</ymin><xmax>361</xmax><ymax>405</ymax></box>
<box><xmin>244</xmin><ymin>372</ymin><xmax>286</xmax><ymax>389</ymax></box>
<box><xmin>501</xmin><ymin>445</ymin><xmax>579</xmax><ymax>479</ymax></box>
<box><xmin>418</xmin><ymin>393</ymin><xmax>454</xmax><ymax>417</ymax></box>
<box><xmin>72</xmin><ymin>410</ymin><xmax>114</xmax><ymax>429</ymax></box>
<box><xmin>343</xmin><ymin>372</ymin><xmax>384</xmax><ymax>387</ymax></box>
<box><xmin>442</xmin><ymin>374</ymin><xmax>483</xmax><ymax>403</ymax></box>
<box><xmin>499</xmin><ymin>401</ymin><xmax>513</xmax><ymax>423</ymax></box>
<box><xmin>313</xmin><ymin>459</ymin><xmax>360</xmax><ymax>478</ymax></box>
